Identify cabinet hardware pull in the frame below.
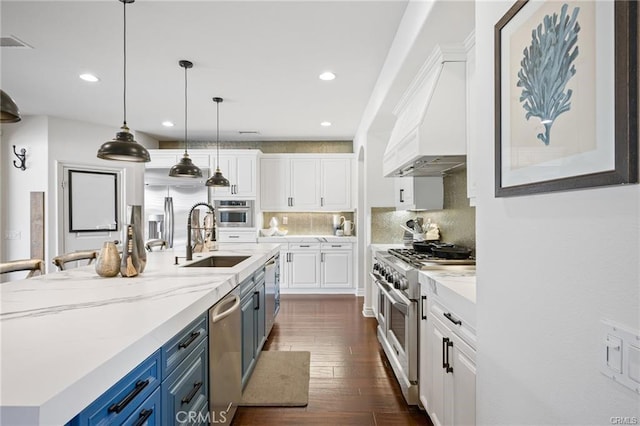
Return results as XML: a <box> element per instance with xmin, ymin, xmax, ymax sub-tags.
<box><xmin>108</xmin><ymin>379</ymin><xmax>149</xmax><ymax>413</ymax></box>
<box><xmin>331</xmin><ymin>244</ymin><xmax>341</xmax><ymax>247</ymax></box>
<box><xmin>229</xmin><ymin>235</ymin><xmax>240</xmax><ymax>239</ymax></box>
<box><xmin>444</xmin><ymin>312</ymin><xmax>462</xmax><ymax>326</ymax></box>
<box><xmin>321</xmin><ymin>197</ymin><xmax>324</xmax><ymax>206</ymax></box>
<box><xmin>254</xmin><ymin>291</ymin><xmax>260</xmax><ymax>310</ymax></box>
<box><xmin>442</xmin><ymin>337</ymin><xmax>448</xmax><ymax>370</ymax></box>
<box><xmin>132</xmin><ymin>408</ymin><xmax>153</xmax><ymax>426</ymax></box>
<box><xmin>321</xmin><ymin>253</ymin><xmax>325</xmax><ymax>262</ymax></box>
<box><xmin>446</xmin><ymin>340</ymin><xmax>454</xmax><ymax>373</ymax></box>
<box><xmin>181</xmin><ymin>381</ymin><xmax>203</xmax><ymax>405</ymax></box>
<box><xmin>300</xmin><ymin>245</ymin><xmax>310</xmax><ymax>248</ymax></box>
<box><xmin>291</xmin><ymin>197</ymin><xmax>294</xmax><ymax>206</ymax></box>
<box><xmin>178</xmin><ymin>331</ymin><xmax>201</xmax><ymax>350</ymax></box>
<box><xmin>399</xmin><ymin>189</ymin><xmax>404</xmax><ymax>203</ymax></box>
<box><xmin>421</xmin><ymin>295</ymin><xmax>427</xmax><ymax>320</ymax></box>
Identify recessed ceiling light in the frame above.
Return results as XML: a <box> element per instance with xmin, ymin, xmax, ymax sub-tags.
<box><xmin>79</xmin><ymin>73</ymin><xmax>100</xmax><ymax>82</ymax></box>
<box><xmin>321</xmin><ymin>121</ymin><xmax>332</xmax><ymax>127</ymax></box>
<box><xmin>162</xmin><ymin>121</ymin><xmax>174</xmax><ymax>127</ymax></box>
<box><xmin>319</xmin><ymin>72</ymin><xmax>336</xmax><ymax>81</ymax></box>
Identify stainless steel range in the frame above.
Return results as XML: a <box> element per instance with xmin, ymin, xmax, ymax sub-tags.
<box><xmin>371</xmin><ymin>247</ymin><xmax>474</xmax><ymax>406</ymax></box>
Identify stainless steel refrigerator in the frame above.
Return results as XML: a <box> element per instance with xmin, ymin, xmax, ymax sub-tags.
<box><xmin>144</xmin><ymin>168</ymin><xmax>209</xmax><ymax>251</ymax></box>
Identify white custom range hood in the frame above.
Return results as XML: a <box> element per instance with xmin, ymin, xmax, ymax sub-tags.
<box><xmin>383</xmin><ymin>45</ymin><xmax>467</xmax><ymax>177</ymax></box>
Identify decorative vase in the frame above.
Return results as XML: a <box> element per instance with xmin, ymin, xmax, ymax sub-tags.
<box><xmin>129</xmin><ymin>205</ymin><xmax>146</xmax><ymax>272</ymax></box>
<box><xmin>95</xmin><ymin>240</ymin><xmax>121</xmax><ymax>278</ymax></box>
<box><xmin>121</xmin><ymin>225</ymin><xmax>140</xmax><ymax>277</ymax></box>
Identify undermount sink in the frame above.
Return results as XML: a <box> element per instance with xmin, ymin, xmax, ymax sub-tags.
<box><xmin>183</xmin><ymin>255</ymin><xmax>250</xmax><ymax>268</ymax></box>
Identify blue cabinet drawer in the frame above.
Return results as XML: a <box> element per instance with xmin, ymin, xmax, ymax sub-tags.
<box><xmin>161</xmin><ymin>314</ymin><xmax>207</xmax><ymax>378</ymax></box>
<box><xmin>122</xmin><ymin>386</ymin><xmax>161</xmax><ymax>426</ymax></box>
<box><xmin>75</xmin><ymin>349</ymin><xmax>161</xmax><ymax>426</ymax></box>
<box><xmin>239</xmin><ymin>275</ymin><xmax>255</xmax><ymax>299</ymax></box>
<box><xmin>162</xmin><ymin>338</ymin><xmax>208</xmax><ymax>426</ymax></box>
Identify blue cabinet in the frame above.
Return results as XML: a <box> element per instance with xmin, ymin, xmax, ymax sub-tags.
<box><xmin>240</xmin><ymin>267</ymin><xmax>267</xmax><ymax>388</ymax></box>
<box><xmin>161</xmin><ymin>315</ymin><xmax>207</xmax><ymax>379</ymax></box>
<box><xmin>71</xmin><ymin>350</ymin><xmax>161</xmax><ymax>426</ymax></box>
<box><xmin>122</xmin><ymin>387</ymin><xmax>161</xmax><ymax>426</ymax></box>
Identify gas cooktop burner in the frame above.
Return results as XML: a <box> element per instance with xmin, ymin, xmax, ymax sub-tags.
<box><xmin>388</xmin><ymin>247</ymin><xmax>475</xmax><ymax>268</ymax></box>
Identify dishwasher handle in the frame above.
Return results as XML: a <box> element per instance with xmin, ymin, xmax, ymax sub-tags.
<box><xmin>211</xmin><ymin>294</ymin><xmax>240</xmax><ymax>323</ymax></box>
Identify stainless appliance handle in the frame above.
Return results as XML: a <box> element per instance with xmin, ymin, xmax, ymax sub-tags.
<box><xmin>370</xmin><ymin>273</ymin><xmax>409</xmax><ymax>314</ymax></box>
<box><xmin>217</xmin><ymin>207</ymin><xmax>251</xmax><ymax>213</ymax></box>
<box><xmin>211</xmin><ymin>294</ymin><xmax>240</xmax><ymax>323</ymax></box>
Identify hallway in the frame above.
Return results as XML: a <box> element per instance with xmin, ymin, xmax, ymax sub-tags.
<box><xmin>234</xmin><ymin>295</ymin><xmax>432</xmax><ymax>425</ymax></box>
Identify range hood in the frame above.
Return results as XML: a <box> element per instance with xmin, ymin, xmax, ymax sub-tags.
<box><xmin>383</xmin><ymin>45</ymin><xmax>467</xmax><ymax>178</ymax></box>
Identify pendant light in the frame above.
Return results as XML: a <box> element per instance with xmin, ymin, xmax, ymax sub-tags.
<box><xmin>97</xmin><ymin>0</ymin><xmax>150</xmax><ymax>163</ymax></box>
<box><xmin>205</xmin><ymin>97</ymin><xmax>230</xmax><ymax>187</ymax></box>
<box><xmin>169</xmin><ymin>60</ymin><xmax>202</xmax><ymax>177</ymax></box>
<box><xmin>1</xmin><ymin>90</ymin><xmax>21</xmax><ymax>123</ymax></box>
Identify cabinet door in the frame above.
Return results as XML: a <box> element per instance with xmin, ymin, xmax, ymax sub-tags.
<box><xmin>290</xmin><ymin>159</ymin><xmax>320</xmax><ymax>209</ymax></box>
<box><xmin>427</xmin><ymin>315</ymin><xmax>448</xmax><ymax>426</ymax></box>
<box><xmin>394</xmin><ymin>177</ymin><xmax>414</xmax><ymax>209</ymax></box>
<box><xmin>450</xmin><ymin>333</ymin><xmax>476</xmax><ymax>426</ymax></box>
<box><xmin>256</xmin><ymin>279</ymin><xmax>266</xmax><ymax>352</ymax></box>
<box><xmin>210</xmin><ymin>155</ymin><xmax>235</xmax><ymax>197</ymax></box>
<box><xmin>321</xmin><ymin>251</ymin><xmax>352</xmax><ymax>288</ymax></box>
<box><xmin>260</xmin><ymin>158</ymin><xmax>290</xmax><ymax>210</ymax></box>
<box><xmin>419</xmin><ymin>287</ymin><xmax>430</xmax><ymax>411</ymax></box>
<box><xmin>241</xmin><ymin>295</ymin><xmax>256</xmax><ymax>385</ymax></box>
<box><xmin>280</xmin><ymin>250</ymin><xmax>289</xmax><ymax>288</ymax></box>
<box><xmin>122</xmin><ymin>387</ymin><xmax>161</xmax><ymax>426</ymax></box>
<box><xmin>289</xmin><ymin>250</ymin><xmax>321</xmax><ymax>288</ymax></box>
<box><xmin>320</xmin><ymin>159</ymin><xmax>351</xmax><ymax>210</ymax></box>
<box><xmin>146</xmin><ymin>152</ymin><xmax>179</xmax><ymax>168</ymax></box>
<box><xmin>234</xmin><ymin>156</ymin><xmax>257</xmax><ymax>197</ymax></box>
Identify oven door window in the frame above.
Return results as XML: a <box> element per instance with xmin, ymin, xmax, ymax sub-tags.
<box><xmin>389</xmin><ymin>302</ymin><xmax>406</xmax><ymax>351</ymax></box>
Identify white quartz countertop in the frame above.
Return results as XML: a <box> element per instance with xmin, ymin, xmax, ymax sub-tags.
<box><xmin>419</xmin><ymin>268</ymin><xmax>477</xmax><ymax>332</ymax></box>
<box><xmin>0</xmin><ymin>243</ymin><xmax>280</xmax><ymax>426</ymax></box>
<box><xmin>258</xmin><ymin>235</ymin><xmax>356</xmax><ymax>243</ymax></box>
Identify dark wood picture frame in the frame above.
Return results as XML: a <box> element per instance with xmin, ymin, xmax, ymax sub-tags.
<box><xmin>495</xmin><ymin>0</ymin><xmax>638</xmax><ymax>197</ymax></box>
<box><xmin>68</xmin><ymin>169</ymin><xmax>118</xmax><ymax>232</ymax></box>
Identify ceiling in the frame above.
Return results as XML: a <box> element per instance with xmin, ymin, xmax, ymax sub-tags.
<box><xmin>0</xmin><ymin>0</ymin><xmax>409</xmax><ymax>143</ymax></box>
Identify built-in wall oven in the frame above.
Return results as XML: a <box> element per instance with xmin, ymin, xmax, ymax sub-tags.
<box><xmin>371</xmin><ymin>252</ymin><xmax>420</xmax><ymax>405</ymax></box>
<box><xmin>214</xmin><ymin>200</ymin><xmax>254</xmax><ymax>228</ymax></box>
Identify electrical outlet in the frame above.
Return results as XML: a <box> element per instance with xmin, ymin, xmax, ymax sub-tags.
<box><xmin>4</xmin><ymin>230</ymin><xmax>21</xmax><ymax>240</ymax></box>
<box><xmin>282</xmin><ymin>216</ymin><xmax>288</xmax><ymax>225</ymax></box>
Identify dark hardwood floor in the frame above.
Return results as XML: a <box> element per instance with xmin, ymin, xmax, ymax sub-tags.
<box><xmin>233</xmin><ymin>295</ymin><xmax>433</xmax><ymax>425</ymax></box>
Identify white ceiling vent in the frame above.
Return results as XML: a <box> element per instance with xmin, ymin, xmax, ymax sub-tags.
<box><xmin>1</xmin><ymin>36</ymin><xmax>33</xmax><ymax>48</ymax></box>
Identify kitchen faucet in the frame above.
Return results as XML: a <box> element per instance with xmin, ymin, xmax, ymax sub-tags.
<box><xmin>186</xmin><ymin>202</ymin><xmax>215</xmax><ymax>261</ymax></box>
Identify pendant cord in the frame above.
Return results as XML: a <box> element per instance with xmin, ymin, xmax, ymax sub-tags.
<box><xmin>216</xmin><ymin>101</ymin><xmax>220</xmax><ymax>168</ymax></box>
<box><xmin>184</xmin><ymin>65</ymin><xmax>188</xmax><ymax>155</ymax></box>
<box><xmin>122</xmin><ymin>0</ymin><xmax>127</xmax><ymax>126</ymax></box>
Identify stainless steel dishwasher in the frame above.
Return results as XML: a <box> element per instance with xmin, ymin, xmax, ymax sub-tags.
<box><xmin>208</xmin><ymin>286</ymin><xmax>241</xmax><ymax>425</ymax></box>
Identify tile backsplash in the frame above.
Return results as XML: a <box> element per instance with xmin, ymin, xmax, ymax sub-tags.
<box><xmin>262</xmin><ymin>212</ymin><xmax>355</xmax><ymax>236</ymax></box>
<box><xmin>371</xmin><ymin>167</ymin><xmax>475</xmax><ymax>250</ymax></box>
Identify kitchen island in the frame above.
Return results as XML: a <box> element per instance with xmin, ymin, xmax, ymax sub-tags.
<box><xmin>0</xmin><ymin>243</ymin><xmax>280</xmax><ymax>426</ymax></box>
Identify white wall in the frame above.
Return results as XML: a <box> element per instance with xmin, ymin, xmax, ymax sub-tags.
<box><xmin>0</xmin><ymin>116</ymin><xmax>49</xmax><ymax>280</ymax></box>
<box><xmin>475</xmin><ymin>2</ymin><xmax>640</xmax><ymax>425</ymax></box>
<box><xmin>0</xmin><ymin>116</ymin><xmax>157</xmax><ymax>277</ymax></box>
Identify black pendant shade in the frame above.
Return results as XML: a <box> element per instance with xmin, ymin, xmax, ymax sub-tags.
<box><xmin>206</xmin><ymin>97</ymin><xmax>230</xmax><ymax>187</ymax></box>
<box><xmin>169</xmin><ymin>60</ymin><xmax>202</xmax><ymax>178</ymax></box>
<box><xmin>1</xmin><ymin>90</ymin><xmax>21</xmax><ymax>123</ymax></box>
<box><xmin>97</xmin><ymin>124</ymin><xmax>150</xmax><ymax>162</ymax></box>
<box><xmin>97</xmin><ymin>0</ymin><xmax>150</xmax><ymax>163</ymax></box>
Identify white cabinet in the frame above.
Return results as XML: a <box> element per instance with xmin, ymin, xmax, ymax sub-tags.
<box><xmin>280</xmin><ymin>241</ymin><xmax>354</xmax><ymax>291</ymax></box>
<box><xmin>394</xmin><ymin>176</ymin><xmax>443</xmax><ymax>211</ymax></box>
<box><xmin>146</xmin><ymin>149</ymin><xmax>211</xmax><ymax>170</ymax></box>
<box><xmin>286</xmin><ymin>243</ymin><xmax>321</xmax><ymax>288</ymax></box>
<box><xmin>217</xmin><ymin>229</ymin><xmax>257</xmax><ymax>243</ymax></box>
<box><xmin>320</xmin><ymin>243</ymin><xmax>352</xmax><ymax>288</ymax></box>
<box><xmin>260</xmin><ymin>155</ymin><xmax>352</xmax><ymax>211</ymax></box>
<box><xmin>425</xmin><ymin>298</ymin><xmax>476</xmax><ymax>426</ymax></box>
<box><xmin>320</xmin><ymin>159</ymin><xmax>351</xmax><ymax>210</ymax></box>
<box><xmin>210</xmin><ymin>150</ymin><xmax>259</xmax><ymax>198</ymax></box>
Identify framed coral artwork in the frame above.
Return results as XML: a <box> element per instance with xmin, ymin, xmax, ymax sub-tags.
<box><xmin>494</xmin><ymin>0</ymin><xmax>638</xmax><ymax>197</ymax></box>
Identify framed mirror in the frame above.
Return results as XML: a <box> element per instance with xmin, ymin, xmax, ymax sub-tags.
<box><xmin>68</xmin><ymin>169</ymin><xmax>118</xmax><ymax>232</ymax></box>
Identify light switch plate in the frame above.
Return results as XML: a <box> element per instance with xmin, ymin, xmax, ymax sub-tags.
<box><xmin>601</xmin><ymin>319</ymin><xmax>640</xmax><ymax>394</ymax></box>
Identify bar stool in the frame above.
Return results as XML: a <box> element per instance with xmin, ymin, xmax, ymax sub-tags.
<box><xmin>52</xmin><ymin>250</ymin><xmax>99</xmax><ymax>271</ymax></box>
<box><xmin>145</xmin><ymin>239</ymin><xmax>168</xmax><ymax>252</ymax></box>
<box><xmin>0</xmin><ymin>259</ymin><xmax>45</xmax><ymax>279</ymax></box>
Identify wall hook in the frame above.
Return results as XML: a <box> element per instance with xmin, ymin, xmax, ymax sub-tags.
<box><xmin>12</xmin><ymin>145</ymin><xmax>26</xmax><ymax>171</ymax></box>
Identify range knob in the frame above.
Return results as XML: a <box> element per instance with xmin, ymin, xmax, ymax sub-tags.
<box><xmin>373</xmin><ymin>263</ymin><xmax>379</xmax><ymax>272</ymax></box>
<box><xmin>397</xmin><ymin>277</ymin><xmax>408</xmax><ymax>291</ymax></box>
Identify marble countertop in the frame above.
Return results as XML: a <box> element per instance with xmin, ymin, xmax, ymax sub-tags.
<box><xmin>0</xmin><ymin>243</ymin><xmax>280</xmax><ymax>426</ymax></box>
<box><xmin>258</xmin><ymin>235</ymin><xmax>356</xmax><ymax>243</ymax></box>
<box><xmin>419</xmin><ymin>268</ymin><xmax>477</xmax><ymax>333</ymax></box>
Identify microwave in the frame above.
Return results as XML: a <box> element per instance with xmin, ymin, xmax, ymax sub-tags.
<box><xmin>214</xmin><ymin>200</ymin><xmax>254</xmax><ymax>228</ymax></box>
